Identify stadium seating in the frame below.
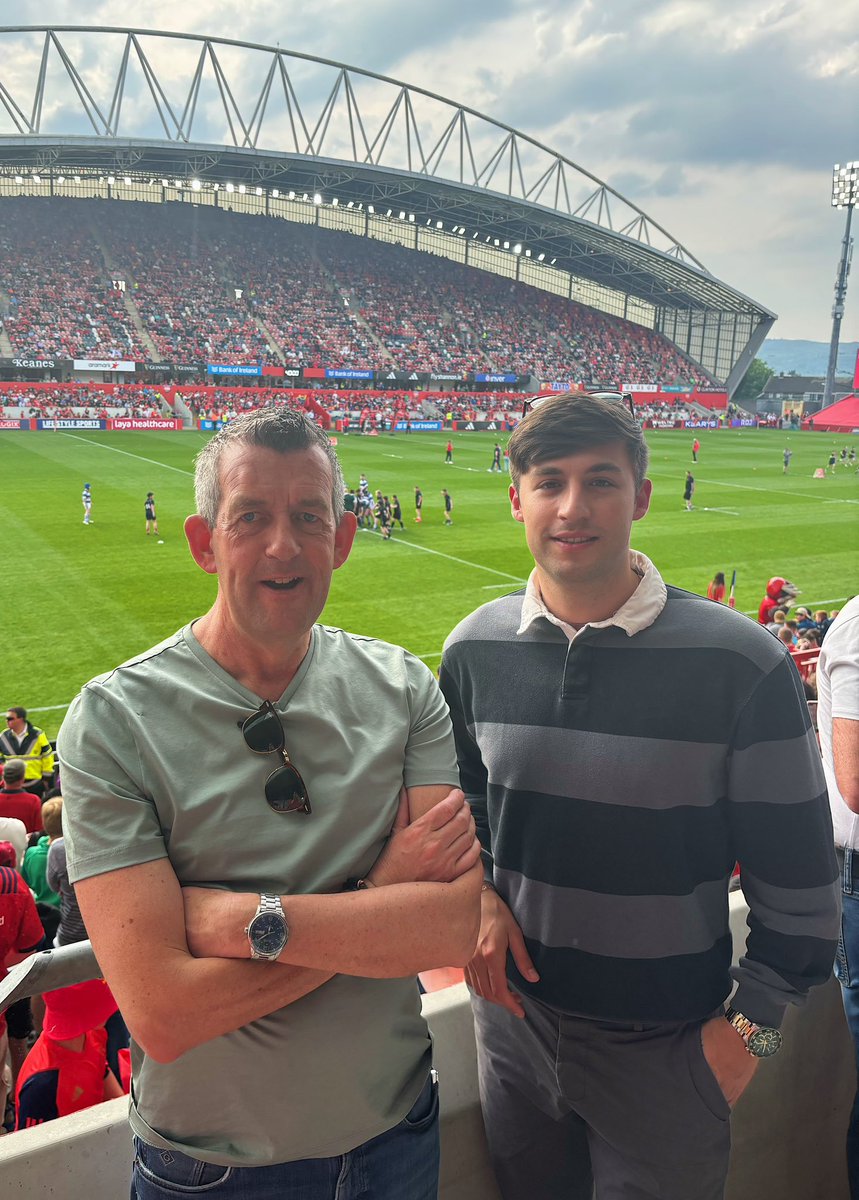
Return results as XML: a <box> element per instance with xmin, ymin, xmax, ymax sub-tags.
<box><xmin>0</xmin><ymin>197</ymin><xmax>714</xmax><ymax>386</ymax></box>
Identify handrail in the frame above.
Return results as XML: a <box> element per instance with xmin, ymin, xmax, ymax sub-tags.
<box><xmin>0</xmin><ymin>940</ymin><xmax>100</xmax><ymax>1006</ymax></box>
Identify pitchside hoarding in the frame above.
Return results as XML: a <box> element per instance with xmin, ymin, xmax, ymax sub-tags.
<box><xmin>72</xmin><ymin>359</ymin><xmax>136</xmax><ymax>372</ymax></box>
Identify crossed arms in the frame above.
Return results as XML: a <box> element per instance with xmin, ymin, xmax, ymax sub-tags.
<box><xmin>75</xmin><ymin>786</ymin><xmax>482</xmax><ymax>1063</ymax></box>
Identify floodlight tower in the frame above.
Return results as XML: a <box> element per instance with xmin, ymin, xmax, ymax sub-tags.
<box><xmin>823</xmin><ymin>162</ymin><xmax>858</xmax><ymax>409</ymax></box>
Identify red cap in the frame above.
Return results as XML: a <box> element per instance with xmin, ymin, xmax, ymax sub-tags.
<box><xmin>42</xmin><ymin>979</ymin><xmax>119</xmax><ymax>1041</ymax></box>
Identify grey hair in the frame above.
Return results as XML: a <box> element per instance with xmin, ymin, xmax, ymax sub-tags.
<box><xmin>194</xmin><ymin>407</ymin><xmax>345</xmax><ymax>526</ymax></box>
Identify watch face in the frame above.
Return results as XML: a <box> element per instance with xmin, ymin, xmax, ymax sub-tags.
<box><xmin>249</xmin><ymin>912</ymin><xmax>287</xmax><ymax>958</ymax></box>
<box><xmin>747</xmin><ymin>1027</ymin><xmax>783</xmax><ymax>1058</ymax></box>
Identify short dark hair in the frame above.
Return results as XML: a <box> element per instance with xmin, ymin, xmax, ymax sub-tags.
<box><xmin>508</xmin><ymin>393</ymin><xmax>649</xmax><ymax>489</ymax></box>
<box><xmin>7</xmin><ymin>706</ymin><xmax>25</xmax><ymax>721</ymax></box>
<box><xmin>194</xmin><ymin>407</ymin><xmax>345</xmax><ymax>526</ymax></box>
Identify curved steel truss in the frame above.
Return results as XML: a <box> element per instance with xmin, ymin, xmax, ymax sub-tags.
<box><xmin>0</xmin><ymin>25</ymin><xmax>702</xmax><ymax>265</ymax></box>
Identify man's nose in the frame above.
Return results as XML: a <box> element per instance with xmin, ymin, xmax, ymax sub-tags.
<box><xmin>265</xmin><ymin>518</ymin><xmax>301</xmax><ymax>559</ymax></box>
<box><xmin>556</xmin><ymin>484</ymin><xmax>589</xmax><ymax>519</ymax></box>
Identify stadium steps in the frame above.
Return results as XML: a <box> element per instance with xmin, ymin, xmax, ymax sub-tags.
<box><xmin>445</xmin><ymin>309</ymin><xmax>500</xmax><ymax>372</ymax></box>
<box><xmin>83</xmin><ymin>213</ymin><xmax>162</xmax><ymax>363</ymax></box>
<box><xmin>121</xmin><ymin>294</ymin><xmax>161</xmax><ymax>362</ymax></box>
<box><xmin>313</xmin><ymin>253</ymin><xmax>396</xmax><ymax>365</ymax></box>
<box><xmin>253</xmin><ymin>316</ymin><xmax>287</xmax><ymax>364</ymax></box>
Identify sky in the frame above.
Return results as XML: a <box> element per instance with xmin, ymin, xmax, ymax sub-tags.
<box><xmin>3</xmin><ymin>1</ymin><xmax>858</xmax><ymax>341</ymax></box>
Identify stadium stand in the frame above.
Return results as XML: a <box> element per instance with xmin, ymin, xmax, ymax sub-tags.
<box><xmin>0</xmin><ymin>198</ymin><xmax>715</xmax><ymax>387</ymax></box>
<box><xmin>0</xmin><ymin>199</ymin><xmax>145</xmax><ymax>360</ymax></box>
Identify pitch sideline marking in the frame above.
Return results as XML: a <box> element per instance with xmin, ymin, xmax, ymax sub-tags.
<box><xmin>61</xmin><ymin>433</ymin><xmax>194</xmax><ymax>477</ymax></box>
<box><xmin>654</xmin><ymin>472</ymin><xmax>859</xmax><ymax>506</ymax></box>
<box><xmin>360</xmin><ymin>528</ymin><xmax>526</xmax><ymax>583</ymax></box>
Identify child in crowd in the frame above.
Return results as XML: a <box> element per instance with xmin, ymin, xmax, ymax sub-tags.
<box><xmin>15</xmin><ymin>979</ymin><xmax>126</xmax><ymax>1129</ymax></box>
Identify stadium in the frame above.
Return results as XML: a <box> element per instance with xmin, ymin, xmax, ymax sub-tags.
<box><xmin>0</xmin><ymin>24</ymin><xmax>854</xmax><ymax>727</ymax></box>
<box><xmin>0</xmin><ymin>25</ymin><xmax>858</xmax><ymax>1198</ymax></box>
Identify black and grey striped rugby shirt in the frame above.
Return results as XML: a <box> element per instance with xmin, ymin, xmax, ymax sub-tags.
<box><xmin>439</xmin><ymin>576</ymin><xmax>839</xmax><ymax>1029</ymax></box>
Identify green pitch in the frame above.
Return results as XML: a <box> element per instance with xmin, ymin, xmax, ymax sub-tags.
<box><xmin>1</xmin><ymin>426</ymin><xmax>856</xmax><ymax>738</ymax></box>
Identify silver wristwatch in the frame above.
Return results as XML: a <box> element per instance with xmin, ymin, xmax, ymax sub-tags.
<box><xmin>245</xmin><ymin>893</ymin><xmax>289</xmax><ymax>961</ymax></box>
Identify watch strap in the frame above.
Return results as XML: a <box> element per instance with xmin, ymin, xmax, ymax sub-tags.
<box><xmin>725</xmin><ymin>1005</ymin><xmax>782</xmax><ymax>1057</ymax></box>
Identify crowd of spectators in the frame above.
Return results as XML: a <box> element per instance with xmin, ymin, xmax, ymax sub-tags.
<box><xmin>0</xmin><ymin>382</ymin><xmax>717</xmax><ymax>428</ymax></box>
<box><xmin>0</xmin><ymin>385</ymin><xmax>165</xmax><ymax>420</ymax></box>
<box><xmin>0</xmin><ymin>197</ymin><xmax>715</xmax><ymax>387</ymax></box>
<box><xmin>0</xmin><ymin>199</ymin><xmax>144</xmax><ymax>360</ymax></box>
<box><xmin>0</xmin><ymin>710</ymin><xmax>130</xmax><ymax>1135</ymax></box>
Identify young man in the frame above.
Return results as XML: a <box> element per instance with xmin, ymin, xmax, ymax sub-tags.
<box><xmin>683</xmin><ymin>469</ymin><xmax>695</xmax><ymax>510</ymax></box>
<box><xmin>445</xmin><ymin>440</ymin><xmax>453</xmax><ymax>464</ymax></box>
<box><xmin>414</xmin><ymin>485</ymin><xmax>423</xmax><ymax>523</ymax></box>
<box><xmin>82</xmin><ymin>483</ymin><xmax>92</xmax><ymax>525</ymax></box>
<box><xmin>58</xmin><ymin>408</ymin><xmax>481</xmax><ymax>1199</ymax></box>
<box><xmin>783</xmin><ymin>447</ymin><xmax>792</xmax><ymax>473</ymax></box>
<box><xmin>439</xmin><ymin>392</ymin><xmax>838</xmax><ymax>1200</ymax></box>
<box><xmin>692</xmin><ymin>436</ymin><xmax>700</xmax><ymax>462</ymax></box>
<box><xmin>144</xmin><ymin>492</ymin><xmax>159</xmax><ymax>536</ymax></box>
<box><xmin>442</xmin><ymin>488</ymin><xmax>453</xmax><ymax>525</ymax></box>
<box><xmin>490</xmin><ymin>443</ymin><xmax>502</xmax><ymax>472</ymax></box>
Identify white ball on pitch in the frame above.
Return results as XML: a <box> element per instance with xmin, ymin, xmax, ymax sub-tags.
<box><xmin>157</xmin><ymin>539</ymin><xmax>165</xmax><ymax>544</ymax></box>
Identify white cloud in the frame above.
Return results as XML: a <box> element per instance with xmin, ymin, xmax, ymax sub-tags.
<box><xmin>4</xmin><ymin>0</ymin><xmax>858</xmax><ymax>338</ymax></box>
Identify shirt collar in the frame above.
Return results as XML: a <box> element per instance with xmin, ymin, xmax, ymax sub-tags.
<box><xmin>517</xmin><ymin>551</ymin><xmax>668</xmax><ymax>642</ymax></box>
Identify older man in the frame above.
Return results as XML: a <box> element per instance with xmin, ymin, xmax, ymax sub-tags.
<box><xmin>439</xmin><ymin>392</ymin><xmax>839</xmax><ymax>1200</ymax></box>
<box><xmin>58</xmin><ymin>407</ymin><xmax>481</xmax><ymax>1199</ymax></box>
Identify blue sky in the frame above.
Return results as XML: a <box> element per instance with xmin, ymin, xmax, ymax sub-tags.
<box><xmin>3</xmin><ymin>1</ymin><xmax>858</xmax><ymax>339</ymax></box>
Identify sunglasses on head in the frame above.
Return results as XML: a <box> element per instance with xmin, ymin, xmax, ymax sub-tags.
<box><xmin>241</xmin><ymin>700</ymin><xmax>311</xmax><ymax>815</ymax></box>
<box><xmin>521</xmin><ymin>390</ymin><xmax>635</xmax><ymax>420</ymax></box>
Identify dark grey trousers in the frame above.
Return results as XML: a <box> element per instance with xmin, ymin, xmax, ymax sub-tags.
<box><xmin>472</xmin><ymin>992</ymin><xmax>731</xmax><ymax>1200</ymax></box>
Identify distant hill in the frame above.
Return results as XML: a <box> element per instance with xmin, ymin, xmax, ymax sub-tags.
<box><xmin>762</xmin><ymin>339</ymin><xmax>858</xmax><ymax>377</ymax></box>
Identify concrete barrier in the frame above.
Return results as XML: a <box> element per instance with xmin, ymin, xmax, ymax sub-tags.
<box><xmin>0</xmin><ymin>893</ymin><xmax>853</xmax><ymax>1199</ymax></box>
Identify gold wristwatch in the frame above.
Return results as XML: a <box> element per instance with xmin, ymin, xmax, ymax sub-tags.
<box><xmin>724</xmin><ymin>1006</ymin><xmax>783</xmax><ymax>1058</ymax></box>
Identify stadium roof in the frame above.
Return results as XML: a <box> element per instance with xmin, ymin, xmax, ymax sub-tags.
<box><xmin>0</xmin><ymin>26</ymin><xmax>775</xmax><ymax>388</ymax></box>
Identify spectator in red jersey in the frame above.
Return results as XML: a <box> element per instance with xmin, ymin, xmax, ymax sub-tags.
<box><xmin>15</xmin><ymin>979</ymin><xmax>125</xmax><ymax>1130</ymax></box>
<box><xmin>0</xmin><ymin>864</ymin><xmax>44</xmax><ymax>1125</ymax></box>
<box><xmin>0</xmin><ymin>760</ymin><xmax>43</xmax><ymax>835</ymax></box>
<box><xmin>707</xmin><ymin>572</ymin><xmax>726</xmax><ymax>603</ymax></box>
<box><xmin>757</xmin><ymin>577</ymin><xmax>800</xmax><ymax>626</ymax></box>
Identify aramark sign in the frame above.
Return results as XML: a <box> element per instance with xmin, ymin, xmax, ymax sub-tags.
<box><xmin>73</xmin><ymin>359</ymin><xmax>136</xmax><ymax>372</ymax></box>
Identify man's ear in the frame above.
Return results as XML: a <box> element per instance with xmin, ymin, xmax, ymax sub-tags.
<box><xmin>333</xmin><ymin>510</ymin><xmax>358</xmax><ymax>571</ymax></box>
<box><xmin>633</xmin><ymin>479</ymin><xmax>653</xmax><ymax>522</ymax></box>
<box><xmin>510</xmin><ymin>483</ymin><xmax>524</xmax><ymax>524</ymax></box>
<box><xmin>185</xmin><ymin>514</ymin><xmax>217</xmax><ymax>575</ymax></box>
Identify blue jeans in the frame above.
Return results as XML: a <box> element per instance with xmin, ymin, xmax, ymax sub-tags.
<box><xmin>836</xmin><ymin>848</ymin><xmax>859</xmax><ymax>1200</ymax></box>
<box><xmin>130</xmin><ymin>1073</ymin><xmax>439</xmax><ymax>1200</ymax></box>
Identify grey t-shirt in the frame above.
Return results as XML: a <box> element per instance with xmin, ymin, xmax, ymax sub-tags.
<box><xmin>58</xmin><ymin>622</ymin><xmax>459</xmax><ymax>1166</ymax></box>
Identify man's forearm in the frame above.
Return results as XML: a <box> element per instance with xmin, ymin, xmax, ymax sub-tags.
<box><xmin>833</xmin><ymin>717</ymin><xmax>859</xmax><ymax>813</ymax></box>
<box><xmin>125</xmin><ymin>953</ymin><xmax>333</xmax><ymax>1063</ymax></box>
<box><xmin>187</xmin><ymin>869</ymin><xmax>482</xmax><ymax>977</ymax></box>
<box><xmin>280</xmin><ymin>873</ymin><xmax>482</xmax><ymax>975</ymax></box>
